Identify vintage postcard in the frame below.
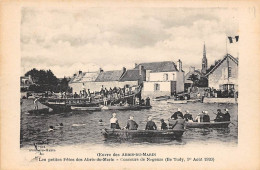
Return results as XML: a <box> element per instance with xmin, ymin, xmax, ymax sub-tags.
<box><xmin>1</xmin><ymin>1</ymin><xmax>260</xmax><ymax>169</ymax></box>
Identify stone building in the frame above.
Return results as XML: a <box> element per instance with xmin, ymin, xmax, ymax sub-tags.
<box><xmin>205</xmin><ymin>54</ymin><xmax>238</xmax><ymax>91</ymax></box>
<box><xmin>135</xmin><ymin>60</ymin><xmax>185</xmax><ymax>98</ymax></box>
<box><xmin>69</xmin><ymin>66</ymin><xmax>145</xmax><ymax>94</ymax></box>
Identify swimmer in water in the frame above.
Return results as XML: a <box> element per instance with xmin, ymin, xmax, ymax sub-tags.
<box><xmin>48</xmin><ymin>126</ymin><xmax>54</xmax><ymax>131</ymax></box>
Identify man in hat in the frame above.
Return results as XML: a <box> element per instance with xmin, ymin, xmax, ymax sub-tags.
<box><xmin>125</xmin><ymin>115</ymin><xmax>138</xmax><ymax>130</ymax></box>
<box><xmin>110</xmin><ymin>113</ymin><xmax>120</xmax><ymax>129</ymax></box>
<box><xmin>223</xmin><ymin>109</ymin><xmax>231</xmax><ymax>121</ymax></box>
<box><xmin>171</xmin><ymin>108</ymin><xmax>184</xmax><ymax>120</ymax></box>
<box><xmin>214</xmin><ymin>109</ymin><xmax>224</xmax><ymax>122</ymax></box>
<box><xmin>145</xmin><ymin>116</ymin><xmax>157</xmax><ymax>130</ymax></box>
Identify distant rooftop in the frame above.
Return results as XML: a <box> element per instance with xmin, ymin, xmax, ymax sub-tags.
<box><xmin>119</xmin><ymin>69</ymin><xmax>140</xmax><ymax>81</ymax></box>
<box><xmin>135</xmin><ymin>61</ymin><xmax>178</xmax><ymax>72</ymax></box>
<box><xmin>95</xmin><ymin>70</ymin><xmax>124</xmax><ymax>82</ymax></box>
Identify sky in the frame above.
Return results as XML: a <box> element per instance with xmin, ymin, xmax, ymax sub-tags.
<box><xmin>21</xmin><ymin>8</ymin><xmax>239</xmax><ymax>78</ymax></box>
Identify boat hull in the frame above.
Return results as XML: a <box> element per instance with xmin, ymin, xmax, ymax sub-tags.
<box><xmin>185</xmin><ymin>121</ymin><xmax>231</xmax><ymax>128</ymax></box>
<box><xmin>71</xmin><ymin>106</ymin><xmax>102</xmax><ymax>111</ymax></box>
<box><xmin>102</xmin><ymin>105</ymin><xmax>152</xmax><ymax>110</ymax></box>
<box><xmin>101</xmin><ymin>129</ymin><xmax>184</xmax><ymax>139</ymax></box>
<box><xmin>167</xmin><ymin>100</ymin><xmax>187</xmax><ymax>104</ymax></box>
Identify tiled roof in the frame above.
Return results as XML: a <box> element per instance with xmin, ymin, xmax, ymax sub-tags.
<box><xmin>70</xmin><ymin>72</ymin><xmax>99</xmax><ymax>83</ymax></box>
<box><xmin>205</xmin><ymin>54</ymin><xmax>238</xmax><ymax>76</ymax></box>
<box><xmin>119</xmin><ymin>69</ymin><xmax>140</xmax><ymax>81</ymax></box>
<box><xmin>95</xmin><ymin>70</ymin><xmax>124</xmax><ymax>82</ymax></box>
<box><xmin>135</xmin><ymin>61</ymin><xmax>178</xmax><ymax>72</ymax></box>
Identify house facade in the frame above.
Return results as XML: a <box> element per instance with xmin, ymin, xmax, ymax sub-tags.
<box><xmin>69</xmin><ymin>66</ymin><xmax>145</xmax><ymax>94</ymax></box>
<box><xmin>135</xmin><ymin>60</ymin><xmax>185</xmax><ymax>98</ymax></box>
<box><xmin>205</xmin><ymin>54</ymin><xmax>238</xmax><ymax>91</ymax></box>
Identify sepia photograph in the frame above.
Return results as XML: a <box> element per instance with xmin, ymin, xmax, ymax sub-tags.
<box><xmin>20</xmin><ymin>7</ymin><xmax>238</xmax><ymax>148</ymax></box>
<box><xmin>1</xmin><ymin>1</ymin><xmax>260</xmax><ymax>169</ymax></box>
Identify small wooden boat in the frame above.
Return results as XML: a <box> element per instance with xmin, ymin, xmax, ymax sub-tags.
<box><xmin>153</xmin><ymin>96</ymin><xmax>170</xmax><ymax>101</ymax></box>
<box><xmin>167</xmin><ymin>99</ymin><xmax>187</xmax><ymax>104</ymax></box>
<box><xmin>185</xmin><ymin>121</ymin><xmax>231</xmax><ymax>128</ymax></box>
<box><xmin>101</xmin><ymin>105</ymin><xmax>152</xmax><ymax>110</ymax></box>
<box><xmin>27</xmin><ymin>108</ymin><xmax>50</xmax><ymax>114</ymax></box>
<box><xmin>71</xmin><ymin>106</ymin><xmax>102</xmax><ymax>111</ymax></box>
<box><xmin>187</xmin><ymin>99</ymin><xmax>201</xmax><ymax>102</ymax></box>
<box><xmin>101</xmin><ymin>128</ymin><xmax>185</xmax><ymax>139</ymax></box>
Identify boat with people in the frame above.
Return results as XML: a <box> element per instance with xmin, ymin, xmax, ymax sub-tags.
<box><xmin>39</xmin><ymin>85</ymin><xmax>151</xmax><ymax>112</ymax></box>
<box><xmin>101</xmin><ymin>128</ymin><xmax>185</xmax><ymax>139</ymax></box>
<box><xmin>71</xmin><ymin>105</ymin><xmax>152</xmax><ymax>111</ymax></box>
<box><xmin>185</xmin><ymin>121</ymin><xmax>231</xmax><ymax>128</ymax></box>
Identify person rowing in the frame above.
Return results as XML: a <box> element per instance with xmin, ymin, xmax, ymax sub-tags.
<box><xmin>183</xmin><ymin>110</ymin><xmax>193</xmax><ymax>122</ymax></box>
<box><xmin>171</xmin><ymin>108</ymin><xmax>183</xmax><ymax>120</ymax></box>
<box><xmin>110</xmin><ymin>113</ymin><xmax>120</xmax><ymax>129</ymax></box>
<box><xmin>214</xmin><ymin>109</ymin><xmax>224</xmax><ymax>122</ymax></box>
<box><xmin>145</xmin><ymin>116</ymin><xmax>157</xmax><ymax>130</ymax></box>
<box><xmin>124</xmin><ymin>115</ymin><xmax>138</xmax><ymax>130</ymax></box>
<box><xmin>223</xmin><ymin>109</ymin><xmax>231</xmax><ymax>122</ymax></box>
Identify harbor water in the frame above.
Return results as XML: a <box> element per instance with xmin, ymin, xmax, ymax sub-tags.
<box><xmin>20</xmin><ymin>100</ymin><xmax>238</xmax><ymax>148</ymax></box>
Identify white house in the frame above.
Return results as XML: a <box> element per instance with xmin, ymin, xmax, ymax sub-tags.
<box><xmin>135</xmin><ymin>60</ymin><xmax>185</xmax><ymax>98</ymax></box>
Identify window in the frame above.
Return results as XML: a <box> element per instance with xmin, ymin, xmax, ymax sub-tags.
<box><xmin>228</xmin><ymin>67</ymin><xmax>232</xmax><ymax>77</ymax></box>
<box><xmin>163</xmin><ymin>73</ymin><xmax>168</xmax><ymax>81</ymax></box>
<box><xmin>154</xmin><ymin>83</ymin><xmax>160</xmax><ymax>91</ymax></box>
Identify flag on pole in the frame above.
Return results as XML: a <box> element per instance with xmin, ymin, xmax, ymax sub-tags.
<box><xmin>228</xmin><ymin>36</ymin><xmax>239</xmax><ymax>43</ymax></box>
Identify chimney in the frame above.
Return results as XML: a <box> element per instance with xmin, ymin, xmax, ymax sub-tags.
<box><xmin>178</xmin><ymin>59</ymin><xmax>182</xmax><ymax>72</ymax></box>
<box><xmin>99</xmin><ymin>68</ymin><xmax>104</xmax><ymax>73</ymax></box>
<box><xmin>139</xmin><ymin>65</ymin><xmax>144</xmax><ymax>76</ymax></box>
<box><xmin>135</xmin><ymin>63</ymin><xmax>138</xmax><ymax>68</ymax></box>
<box><xmin>122</xmin><ymin>67</ymin><xmax>126</xmax><ymax>73</ymax></box>
<box><xmin>189</xmin><ymin>66</ymin><xmax>195</xmax><ymax>73</ymax></box>
<box><xmin>79</xmin><ymin>70</ymin><xmax>82</xmax><ymax>75</ymax></box>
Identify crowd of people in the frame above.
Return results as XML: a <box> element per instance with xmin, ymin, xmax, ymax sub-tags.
<box><xmin>109</xmin><ymin>108</ymin><xmax>231</xmax><ymax>131</ymax></box>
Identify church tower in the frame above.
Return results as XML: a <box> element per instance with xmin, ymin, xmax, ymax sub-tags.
<box><xmin>201</xmin><ymin>42</ymin><xmax>208</xmax><ymax>75</ymax></box>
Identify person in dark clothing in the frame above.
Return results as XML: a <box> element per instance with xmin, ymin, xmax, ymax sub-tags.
<box><xmin>171</xmin><ymin>108</ymin><xmax>184</xmax><ymax>120</ymax></box>
<box><xmin>214</xmin><ymin>109</ymin><xmax>224</xmax><ymax>122</ymax></box>
<box><xmin>125</xmin><ymin>116</ymin><xmax>138</xmax><ymax>130</ymax></box>
<box><xmin>223</xmin><ymin>109</ymin><xmax>231</xmax><ymax>121</ymax></box>
<box><xmin>203</xmin><ymin>111</ymin><xmax>210</xmax><ymax>122</ymax></box>
<box><xmin>183</xmin><ymin>110</ymin><xmax>193</xmax><ymax>121</ymax></box>
<box><xmin>170</xmin><ymin>114</ymin><xmax>185</xmax><ymax>130</ymax></box>
<box><xmin>145</xmin><ymin>97</ymin><xmax>150</xmax><ymax>106</ymax></box>
<box><xmin>160</xmin><ymin>119</ymin><xmax>168</xmax><ymax>130</ymax></box>
<box><xmin>145</xmin><ymin>116</ymin><xmax>157</xmax><ymax>130</ymax></box>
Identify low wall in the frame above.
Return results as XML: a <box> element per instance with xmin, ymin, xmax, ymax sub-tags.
<box><xmin>203</xmin><ymin>97</ymin><xmax>237</xmax><ymax>104</ymax></box>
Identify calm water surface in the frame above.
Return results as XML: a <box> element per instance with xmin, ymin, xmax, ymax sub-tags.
<box><xmin>21</xmin><ymin>101</ymin><xmax>238</xmax><ymax>148</ymax></box>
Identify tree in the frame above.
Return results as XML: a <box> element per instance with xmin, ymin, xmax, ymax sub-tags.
<box><xmin>188</xmin><ymin>74</ymin><xmax>199</xmax><ymax>87</ymax></box>
<box><xmin>24</xmin><ymin>68</ymin><xmax>59</xmax><ymax>92</ymax></box>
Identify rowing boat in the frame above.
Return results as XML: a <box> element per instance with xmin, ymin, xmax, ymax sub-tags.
<box><xmin>167</xmin><ymin>99</ymin><xmax>187</xmax><ymax>104</ymax></box>
<box><xmin>71</xmin><ymin>106</ymin><xmax>102</xmax><ymax>111</ymax></box>
<box><xmin>185</xmin><ymin>121</ymin><xmax>231</xmax><ymax>128</ymax></box>
<box><xmin>153</xmin><ymin>96</ymin><xmax>170</xmax><ymax>101</ymax></box>
<box><xmin>101</xmin><ymin>129</ymin><xmax>185</xmax><ymax>139</ymax></box>
<box><xmin>101</xmin><ymin>105</ymin><xmax>152</xmax><ymax>110</ymax></box>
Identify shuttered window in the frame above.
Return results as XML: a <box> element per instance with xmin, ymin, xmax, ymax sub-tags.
<box><xmin>154</xmin><ymin>83</ymin><xmax>160</xmax><ymax>91</ymax></box>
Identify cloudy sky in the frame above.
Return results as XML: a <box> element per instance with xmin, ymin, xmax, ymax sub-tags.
<box><xmin>21</xmin><ymin>7</ymin><xmax>239</xmax><ymax>77</ymax></box>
